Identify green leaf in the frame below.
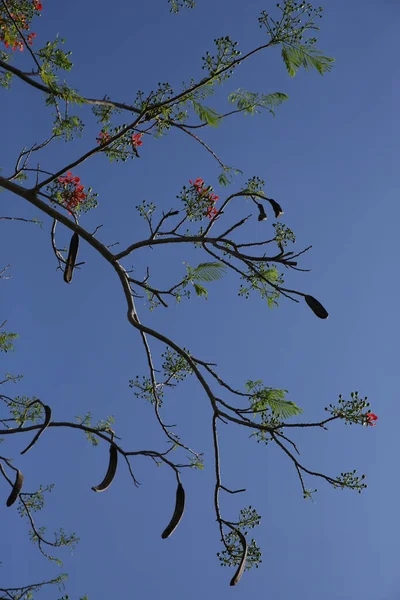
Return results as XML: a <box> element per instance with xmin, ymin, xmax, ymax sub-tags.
<box><xmin>218</xmin><ymin>171</ymin><xmax>230</xmax><ymax>187</ymax></box>
<box><xmin>0</xmin><ymin>331</ymin><xmax>18</xmax><ymax>352</ymax></box>
<box><xmin>218</xmin><ymin>166</ymin><xmax>243</xmax><ymax>187</ymax></box>
<box><xmin>282</xmin><ymin>45</ymin><xmax>335</xmax><ymax>78</ymax></box>
<box><xmin>266</xmin><ymin>395</ymin><xmax>303</xmax><ymax>420</ymax></box>
<box><xmin>282</xmin><ymin>47</ymin><xmax>296</xmax><ymax>77</ymax></box>
<box><xmin>228</xmin><ymin>89</ymin><xmax>289</xmax><ymax>116</ymax></box>
<box><xmin>169</xmin><ymin>0</ymin><xmax>195</xmax><ymax>12</ymax></box>
<box><xmin>192</xmin><ymin>101</ymin><xmax>221</xmax><ymax>126</ymax></box>
<box><xmin>193</xmin><ymin>283</ymin><xmax>208</xmax><ymax>298</ymax></box>
<box><xmin>191</xmin><ymin>262</ymin><xmax>227</xmax><ymax>283</ymax></box>
<box><xmin>246</xmin><ymin>382</ymin><xmax>303</xmax><ymax>420</ymax></box>
<box><xmin>40</xmin><ymin>67</ymin><xmax>57</xmax><ymax>88</ymax></box>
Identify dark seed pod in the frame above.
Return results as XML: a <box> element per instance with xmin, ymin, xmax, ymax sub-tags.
<box><xmin>305</xmin><ymin>295</ymin><xmax>329</xmax><ymax>319</ymax></box>
<box><xmin>92</xmin><ymin>444</ymin><xmax>118</xmax><ymax>492</ymax></box>
<box><xmin>256</xmin><ymin>203</ymin><xmax>267</xmax><ymax>222</ymax></box>
<box><xmin>267</xmin><ymin>198</ymin><xmax>284</xmax><ymax>218</ymax></box>
<box><xmin>21</xmin><ymin>405</ymin><xmax>51</xmax><ymax>455</ymax></box>
<box><xmin>161</xmin><ymin>482</ymin><xmax>185</xmax><ymax>539</ymax></box>
<box><xmin>6</xmin><ymin>469</ymin><xmax>24</xmax><ymax>507</ymax></box>
<box><xmin>230</xmin><ymin>529</ymin><xmax>248</xmax><ymax>586</ymax></box>
<box><xmin>64</xmin><ymin>232</ymin><xmax>79</xmax><ymax>284</ymax></box>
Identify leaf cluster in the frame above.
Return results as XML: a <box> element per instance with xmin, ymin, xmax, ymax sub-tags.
<box><xmin>325</xmin><ymin>391</ymin><xmax>371</xmax><ymax>426</ymax></box>
<box><xmin>218</xmin><ymin>507</ymin><xmax>262</xmax><ymax>570</ymax></box>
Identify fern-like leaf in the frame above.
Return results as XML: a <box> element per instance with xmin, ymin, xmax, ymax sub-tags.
<box><xmin>169</xmin><ymin>0</ymin><xmax>195</xmax><ymax>13</ymax></box>
<box><xmin>282</xmin><ymin>45</ymin><xmax>335</xmax><ymax>77</ymax></box>
<box><xmin>249</xmin><ymin>385</ymin><xmax>303</xmax><ymax>420</ymax></box>
<box><xmin>192</xmin><ymin>101</ymin><xmax>221</xmax><ymax>126</ymax></box>
<box><xmin>193</xmin><ymin>283</ymin><xmax>208</xmax><ymax>298</ymax></box>
<box><xmin>265</xmin><ymin>392</ymin><xmax>303</xmax><ymax>420</ymax></box>
<box><xmin>191</xmin><ymin>262</ymin><xmax>227</xmax><ymax>283</ymax></box>
<box><xmin>228</xmin><ymin>89</ymin><xmax>289</xmax><ymax>116</ymax></box>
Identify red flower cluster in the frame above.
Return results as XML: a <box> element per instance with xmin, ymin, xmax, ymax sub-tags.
<box><xmin>189</xmin><ymin>177</ymin><xmax>219</xmax><ymax>219</ymax></box>
<box><xmin>189</xmin><ymin>177</ymin><xmax>205</xmax><ymax>190</ymax></box>
<box><xmin>96</xmin><ymin>131</ymin><xmax>111</xmax><ymax>145</ymax></box>
<box><xmin>58</xmin><ymin>171</ymin><xmax>87</xmax><ymax>213</ymax></box>
<box><xmin>0</xmin><ymin>2</ymin><xmax>39</xmax><ymax>51</ymax></box>
<box><xmin>366</xmin><ymin>412</ymin><xmax>378</xmax><ymax>427</ymax></box>
<box><xmin>3</xmin><ymin>38</ymin><xmax>24</xmax><ymax>51</ymax></box>
<box><xmin>132</xmin><ymin>133</ymin><xmax>143</xmax><ymax>147</ymax></box>
<box><xmin>207</xmin><ymin>205</ymin><xmax>218</xmax><ymax>219</ymax></box>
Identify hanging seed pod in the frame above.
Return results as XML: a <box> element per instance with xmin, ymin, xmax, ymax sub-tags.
<box><xmin>6</xmin><ymin>469</ymin><xmax>24</xmax><ymax>507</ymax></box>
<box><xmin>21</xmin><ymin>405</ymin><xmax>51</xmax><ymax>455</ymax></box>
<box><xmin>131</xmin><ymin>143</ymin><xmax>140</xmax><ymax>158</ymax></box>
<box><xmin>256</xmin><ymin>203</ymin><xmax>267</xmax><ymax>222</ymax></box>
<box><xmin>305</xmin><ymin>295</ymin><xmax>329</xmax><ymax>319</ymax></box>
<box><xmin>267</xmin><ymin>198</ymin><xmax>284</xmax><ymax>218</ymax></box>
<box><xmin>92</xmin><ymin>444</ymin><xmax>118</xmax><ymax>492</ymax></box>
<box><xmin>64</xmin><ymin>232</ymin><xmax>79</xmax><ymax>284</ymax></box>
<box><xmin>161</xmin><ymin>482</ymin><xmax>185</xmax><ymax>539</ymax></box>
<box><xmin>230</xmin><ymin>528</ymin><xmax>248</xmax><ymax>587</ymax></box>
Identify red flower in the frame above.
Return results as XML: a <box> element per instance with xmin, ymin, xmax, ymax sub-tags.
<box><xmin>57</xmin><ymin>171</ymin><xmax>87</xmax><ymax>213</ymax></box>
<box><xmin>189</xmin><ymin>177</ymin><xmax>204</xmax><ymax>189</ymax></box>
<box><xmin>4</xmin><ymin>39</ymin><xmax>24</xmax><ymax>51</ymax></box>
<box><xmin>366</xmin><ymin>412</ymin><xmax>378</xmax><ymax>426</ymax></box>
<box><xmin>207</xmin><ymin>206</ymin><xmax>218</xmax><ymax>219</ymax></box>
<box><xmin>132</xmin><ymin>133</ymin><xmax>143</xmax><ymax>147</ymax></box>
<box><xmin>34</xmin><ymin>1</ymin><xmax>43</xmax><ymax>10</ymax></box>
<box><xmin>189</xmin><ymin>177</ymin><xmax>219</xmax><ymax>219</ymax></box>
<box><xmin>97</xmin><ymin>131</ymin><xmax>111</xmax><ymax>145</ymax></box>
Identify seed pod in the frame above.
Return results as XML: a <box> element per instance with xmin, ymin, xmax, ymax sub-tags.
<box><xmin>64</xmin><ymin>232</ymin><xmax>79</xmax><ymax>284</ymax></box>
<box><xmin>230</xmin><ymin>529</ymin><xmax>248</xmax><ymax>587</ymax></box>
<box><xmin>266</xmin><ymin>198</ymin><xmax>284</xmax><ymax>218</ymax></box>
<box><xmin>20</xmin><ymin>405</ymin><xmax>51</xmax><ymax>455</ymax></box>
<box><xmin>256</xmin><ymin>203</ymin><xmax>267</xmax><ymax>222</ymax></box>
<box><xmin>161</xmin><ymin>482</ymin><xmax>185</xmax><ymax>539</ymax></box>
<box><xmin>131</xmin><ymin>143</ymin><xmax>140</xmax><ymax>158</ymax></box>
<box><xmin>92</xmin><ymin>444</ymin><xmax>118</xmax><ymax>492</ymax></box>
<box><xmin>304</xmin><ymin>295</ymin><xmax>329</xmax><ymax>319</ymax></box>
<box><xmin>6</xmin><ymin>469</ymin><xmax>24</xmax><ymax>507</ymax></box>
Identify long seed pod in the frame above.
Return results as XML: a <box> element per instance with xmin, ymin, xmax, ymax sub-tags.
<box><xmin>267</xmin><ymin>197</ymin><xmax>284</xmax><ymax>218</ymax></box>
<box><xmin>230</xmin><ymin>528</ymin><xmax>248</xmax><ymax>587</ymax></box>
<box><xmin>305</xmin><ymin>294</ymin><xmax>329</xmax><ymax>319</ymax></box>
<box><xmin>64</xmin><ymin>232</ymin><xmax>79</xmax><ymax>284</ymax></box>
<box><xmin>92</xmin><ymin>444</ymin><xmax>118</xmax><ymax>492</ymax></box>
<box><xmin>20</xmin><ymin>405</ymin><xmax>52</xmax><ymax>455</ymax></box>
<box><xmin>161</xmin><ymin>482</ymin><xmax>185</xmax><ymax>539</ymax></box>
<box><xmin>6</xmin><ymin>469</ymin><xmax>24</xmax><ymax>507</ymax></box>
<box><xmin>256</xmin><ymin>203</ymin><xmax>267</xmax><ymax>222</ymax></box>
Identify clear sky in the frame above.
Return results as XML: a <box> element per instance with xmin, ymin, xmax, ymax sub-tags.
<box><xmin>1</xmin><ymin>0</ymin><xmax>399</xmax><ymax>598</ymax></box>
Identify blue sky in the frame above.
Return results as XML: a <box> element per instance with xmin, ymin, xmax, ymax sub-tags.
<box><xmin>1</xmin><ymin>0</ymin><xmax>399</xmax><ymax>598</ymax></box>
